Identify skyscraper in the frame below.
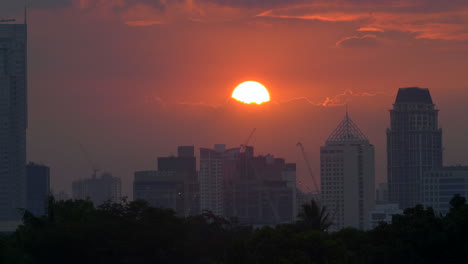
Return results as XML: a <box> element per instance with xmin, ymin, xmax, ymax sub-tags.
<box><xmin>321</xmin><ymin>112</ymin><xmax>375</xmax><ymax>230</ymax></box>
<box><xmin>0</xmin><ymin>21</ymin><xmax>27</xmax><ymax>220</ymax></box>
<box><xmin>199</xmin><ymin>144</ymin><xmax>229</xmax><ymax>216</ymax></box>
<box><xmin>26</xmin><ymin>163</ymin><xmax>50</xmax><ymax>216</ymax></box>
<box><xmin>387</xmin><ymin>87</ymin><xmax>442</xmax><ymax>210</ymax></box>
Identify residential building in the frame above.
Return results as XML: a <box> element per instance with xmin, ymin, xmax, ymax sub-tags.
<box><xmin>200</xmin><ymin>144</ymin><xmax>297</xmax><ymax>225</ymax></box>
<box><xmin>72</xmin><ymin>173</ymin><xmax>121</xmax><ymax>206</ymax></box>
<box><xmin>321</xmin><ymin>112</ymin><xmax>375</xmax><ymax>231</ymax></box>
<box><xmin>387</xmin><ymin>87</ymin><xmax>443</xmax><ymax>210</ymax></box>
<box><xmin>0</xmin><ymin>21</ymin><xmax>27</xmax><ymax>221</ymax></box>
<box><xmin>199</xmin><ymin>144</ymin><xmax>229</xmax><ymax>216</ymax></box>
<box><xmin>26</xmin><ymin>163</ymin><xmax>50</xmax><ymax>216</ymax></box>
<box><xmin>422</xmin><ymin>166</ymin><xmax>468</xmax><ymax>215</ymax></box>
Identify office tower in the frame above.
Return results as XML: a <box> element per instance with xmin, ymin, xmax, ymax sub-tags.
<box><xmin>26</xmin><ymin>163</ymin><xmax>50</xmax><ymax>216</ymax></box>
<box><xmin>199</xmin><ymin>145</ymin><xmax>227</xmax><ymax>216</ymax></box>
<box><xmin>387</xmin><ymin>87</ymin><xmax>442</xmax><ymax>209</ymax></box>
<box><xmin>72</xmin><ymin>173</ymin><xmax>121</xmax><ymax>206</ymax></box>
<box><xmin>321</xmin><ymin>112</ymin><xmax>375</xmax><ymax>230</ymax></box>
<box><xmin>422</xmin><ymin>167</ymin><xmax>468</xmax><ymax>215</ymax></box>
<box><xmin>0</xmin><ymin>21</ymin><xmax>27</xmax><ymax>220</ymax></box>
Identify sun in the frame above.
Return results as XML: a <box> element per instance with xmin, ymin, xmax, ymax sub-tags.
<box><xmin>232</xmin><ymin>81</ymin><xmax>270</xmax><ymax>104</ymax></box>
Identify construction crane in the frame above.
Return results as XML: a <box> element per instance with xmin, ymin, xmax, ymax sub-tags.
<box><xmin>0</xmin><ymin>18</ymin><xmax>16</xmax><ymax>23</ymax></box>
<box><xmin>297</xmin><ymin>142</ymin><xmax>341</xmax><ymax>229</ymax></box>
<box><xmin>240</xmin><ymin>128</ymin><xmax>256</xmax><ymax>152</ymax></box>
<box><xmin>77</xmin><ymin>141</ymin><xmax>100</xmax><ymax>179</ymax></box>
<box><xmin>296</xmin><ymin>142</ymin><xmax>320</xmax><ymax>193</ymax></box>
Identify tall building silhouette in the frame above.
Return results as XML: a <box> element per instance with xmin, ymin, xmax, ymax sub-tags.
<box><xmin>321</xmin><ymin>112</ymin><xmax>375</xmax><ymax>230</ymax></box>
<box><xmin>133</xmin><ymin>146</ymin><xmax>199</xmax><ymax>216</ymax></box>
<box><xmin>387</xmin><ymin>87</ymin><xmax>442</xmax><ymax>209</ymax></box>
<box><xmin>26</xmin><ymin>163</ymin><xmax>50</xmax><ymax>216</ymax></box>
<box><xmin>0</xmin><ymin>22</ymin><xmax>27</xmax><ymax>220</ymax></box>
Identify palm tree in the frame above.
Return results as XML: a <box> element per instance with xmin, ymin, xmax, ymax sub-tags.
<box><xmin>297</xmin><ymin>199</ymin><xmax>333</xmax><ymax>232</ymax></box>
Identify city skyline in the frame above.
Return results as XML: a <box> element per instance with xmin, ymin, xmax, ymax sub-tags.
<box><xmin>1</xmin><ymin>1</ymin><xmax>468</xmax><ymax>201</ymax></box>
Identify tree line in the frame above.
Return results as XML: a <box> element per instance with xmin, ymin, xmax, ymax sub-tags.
<box><xmin>1</xmin><ymin>195</ymin><xmax>468</xmax><ymax>263</ymax></box>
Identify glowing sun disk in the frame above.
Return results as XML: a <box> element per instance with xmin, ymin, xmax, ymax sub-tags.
<box><xmin>232</xmin><ymin>81</ymin><xmax>270</xmax><ymax>104</ymax></box>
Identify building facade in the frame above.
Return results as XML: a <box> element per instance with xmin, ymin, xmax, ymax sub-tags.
<box><xmin>0</xmin><ymin>22</ymin><xmax>27</xmax><ymax>220</ymax></box>
<box><xmin>200</xmin><ymin>144</ymin><xmax>297</xmax><ymax>225</ymax></box>
<box><xmin>422</xmin><ymin>167</ymin><xmax>468</xmax><ymax>215</ymax></box>
<box><xmin>387</xmin><ymin>87</ymin><xmax>443</xmax><ymax>210</ymax></box>
<box><xmin>26</xmin><ymin>163</ymin><xmax>50</xmax><ymax>216</ymax></box>
<box><xmin>321</xmin><ymin>112</ymin><xmax>375</xmax><ymax>231</ymax></box>
<box><xmin>134</xmin><ymin>170</ymin><xmax>181</xmax><ymax>212</ymax></box>
<box><xmin>199</xmin><ymin>144</ymin><xmax>230</xmax><ymax>216</ymax></box>
<box><xmin>133</xmin><ymin>146</ymin><xmax>199</xmax><ymax>216</ymax></box>
<box><xmin>72</xmin><ymin>173</ymin><xmax>121</xmax><ymax>206</ymax></box>
<box><xmin>367</xmin><ymin>203</ymin><xmax>403</xmax><ymax>230</ymax></box>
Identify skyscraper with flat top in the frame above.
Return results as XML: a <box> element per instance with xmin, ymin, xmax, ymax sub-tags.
<box><xmin>0</xmin><ymin>22</ymin><xmax>27</xmax><ymax>220</ymax></box>
<box><xmin>321</xmin><ymin>112</ymin><xmax>375</xmax><ymax>231</ymax></box>
<box><xmin>387</xmin><ymin>87</ymin><xmax>442</xmax><ymax>210</ymax></box>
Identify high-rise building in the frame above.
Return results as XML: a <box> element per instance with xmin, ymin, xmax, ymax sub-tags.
<box><xmin>0</xmin><ymin>21</ymin><xmax>28</xmax><ymax>220</ymax></box>
<box><xmin>387</xmin><ymin>87</ymin><xmax>443</xmax><ymax>210</ymax></box>
<box><xmin>133</xmin><ymin>170</ymin><xmax>182</xmax><ymax>212</ymax></box>
<box><xmin>422</xmin><ymin>166</ymin><xmax>468</xmax><ymax>215</ymax></box>
<box><xmin>200</xmin><ymin>144</ymin><xmax>296</xmax><ymax>225</ymax></box>
<box><xmin>199</xmin><ymin>144</ymin><xmax>228</xmax><ymax>216</ymax></box>
<box><xmin>26</xmin><ymin>163</ymin><xmax>50</xmax><ymax>216</ymax></box>
<box><xmin>321</xmin><ymin>112</ymin><xmax>375</xmax><ymax>230</ymax></box>
<box><xmin>72</xmin><ymin>173</ymin><xmax>121</xmax><ymax>206</ymax></box>
<box><xmin>133</xmin><ymin>146</ymin><xmax>199</xmax><ymax>216</ymax></box>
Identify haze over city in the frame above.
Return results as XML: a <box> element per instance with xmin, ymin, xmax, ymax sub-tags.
<box><xmin>3</xmin><ymin>0</ymin><xmax>468</xmax><ymax>198</ymax></box>
<box><xmin>3</xmin><ymin>0</ymin><xmax>468</xmax><ymax>263</ymax></box>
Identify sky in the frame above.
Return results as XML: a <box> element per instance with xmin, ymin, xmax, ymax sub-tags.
<box><xmin>2</xmin><ymin>0</ymin><xmax>468</xmax><ymax>198</ymax></box>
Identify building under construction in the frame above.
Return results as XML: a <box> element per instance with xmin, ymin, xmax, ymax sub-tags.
<box><xmin>200</xmin><ymin>145</ymin><xmax>296</xmax><ymax>226</ymax></box>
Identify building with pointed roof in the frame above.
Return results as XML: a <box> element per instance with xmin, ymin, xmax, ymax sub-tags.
<box><xmin>320</xmin><ymin>111</ymin><xmax>375</xmax><ymax>231</ymax></box>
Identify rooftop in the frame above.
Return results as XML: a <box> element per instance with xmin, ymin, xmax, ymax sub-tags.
<box><xmin>395</xmin><ymin>87</ymin><xmax>433</xmax><ymax>104</ymax></box>
<box><xmin>326</xmin><ymin>111</ymin><xmax>369</xmax><ymax>145</ymax></box>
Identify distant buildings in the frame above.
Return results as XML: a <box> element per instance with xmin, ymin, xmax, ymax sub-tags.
<box><xmin>367</xmin><ymin>204</ymin><xmax>402</xmax><ymax>229</ymax></box>
<box><xmin>321</xmin><ymin>112</ymin><xmax>375</xmax><ymax>230</ymax></box>
<box><xmin>72</xmin><ymin>173</ymin><xmax>121</xmax><ymax>206</ymax></box>
<box><xmin>26</xmin><ymin>163</ymin><xmax>50</xmax><ymax>216</ymax></box>
<box><xmin>133</xmin><ymin>146</ymin><xmax>199</xmax><ymax>217</ymax></box>
<box><xmin>198</xmin><ymin>144</ymin><xmax>296</xmax><ymax>225</ymax></box>
<box><xmin>0</xmin><ymin>22</ymin><xmax>28</xmax><ymax>221</ymax></box>
<box><xmin>422</xmin><ymin>166</ymin><xmax>468</xmax><ymax>215</ymax></box>
<box><xmin>387</xmin><ymin>87</ymin><xmax>443</xmax><ymax>210</ymax></box>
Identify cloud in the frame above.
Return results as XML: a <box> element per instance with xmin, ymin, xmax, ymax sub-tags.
<box><xmin>255</xmin><ymin>1</ymin><xmax>468</xmax><ymax>41</ymax></box>
<box><xmin>336</xmin><ymin>34</ymin><xmax>380</xmax><ymax>48</ymax></box>
<box><xmin>358</xmin><ymin>27</ymin><xmax>384</xmax><ymax>32</ymax></box>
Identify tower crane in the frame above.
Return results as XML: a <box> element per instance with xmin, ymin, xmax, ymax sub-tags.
<box><xmin>240</xmin><ymin>128</ymin><xmax>256</xmax><ymax>152</ymax></box>
<box><xmin>296</xmin><ymin>142</ymin><xmax>320</xmax><ymax>193</ymax></box>
<box><xmin>77</xmin><ymin>141</ymin><xmax>100</xmax><ymax>179</ymax></box>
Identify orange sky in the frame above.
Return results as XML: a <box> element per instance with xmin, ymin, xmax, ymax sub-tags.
<box><xmin>3</xmin><ymin>0</ymin><xmax>468</xmax><ymax>197</ymax></box>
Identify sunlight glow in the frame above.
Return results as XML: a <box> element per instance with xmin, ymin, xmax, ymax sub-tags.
<box><xmin>232</xmin><ymin>81</ymin><xmax>270</xmax><ymax>104</ymax></box>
